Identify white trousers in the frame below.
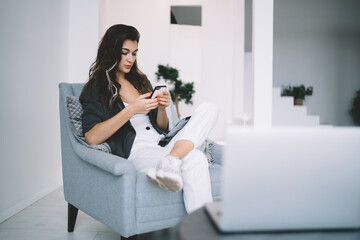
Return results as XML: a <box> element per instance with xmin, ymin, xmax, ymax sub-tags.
<box><xmin>128</xmin><ymin>102</ymin><xmax>219</xmax><ymax>213</ymax></box>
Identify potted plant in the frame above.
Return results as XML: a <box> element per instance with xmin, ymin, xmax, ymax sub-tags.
<box><xmin>155</xmin><ymin>64</ymin><xmax>195</xmax><ymax>118</ymax></box>
<box><xmin>281</xmin><ymin>84</ymin><xmax>314</xmax><ymax>105</ymax></box>
<box><xmin>349</xmin><ymin>89</ymin><xmax>360</xmax><ymax>126</ymax></box>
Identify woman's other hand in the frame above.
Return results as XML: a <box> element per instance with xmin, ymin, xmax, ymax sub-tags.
<box><xmin>157</xmin><ymin>91</ymin><xmax>171</xmax><ymax>109</ymax></box>
<box><xmin>129</xmin><ymin>92</ymin><xmax>158</xmax><ymax>115</ymax></box>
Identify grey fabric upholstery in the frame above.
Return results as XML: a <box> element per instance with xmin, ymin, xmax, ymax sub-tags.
<box><xmin>59</xmin><ymin>82</ymin><xmax>223</xmax><ymax>237</ymax></box>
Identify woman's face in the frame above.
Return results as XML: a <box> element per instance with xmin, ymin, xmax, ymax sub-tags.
<box><xmin>118</xmin><ymin>39</ymin><xmax>138</xmax><ymax>75</ymax></box>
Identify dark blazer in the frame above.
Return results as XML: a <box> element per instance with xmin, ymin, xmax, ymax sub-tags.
<box><xmin>79</xmin><ymin>80</ymin><xmax>168</xmax><ymax>159</ymax></box>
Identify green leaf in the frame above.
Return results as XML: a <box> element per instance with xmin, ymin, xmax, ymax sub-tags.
<box><xmin>281</xmin><ymin>84</ymin><xmax>313</xmax><ymax>100</ymax></box>
<box><xmin>154</xmin><ymin>64</ymin><xmax>195</xmax><ymax>106</ymax></box>
<box><xmin>156</xmin><ymin>64</ymin><xmax>179</xmax><ymax>82</ymax></box>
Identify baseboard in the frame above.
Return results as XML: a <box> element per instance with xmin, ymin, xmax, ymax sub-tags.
<box><xmin>0</xmin><ymin>182</ymin><xmax>63</xmax><ymax>223</ymax></box>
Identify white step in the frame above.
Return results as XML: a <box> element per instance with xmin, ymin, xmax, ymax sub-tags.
<box><xmin>273</xmin><ymin>96</ymin><xmax>294</xmax><ymax>109</ymax></box>
<box><xmin>272</xmin><ymin>87</ymin><xmax>320</xmax><ymax>126</ymax></box>
<box><xmin>305</xmin><ymin>115</ymin><xmax>320</xmax><ymax>125</ymax></box>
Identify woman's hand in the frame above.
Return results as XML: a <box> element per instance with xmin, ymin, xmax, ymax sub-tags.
<box><xmin>85</xmin><ymin>92</ymin><xmax>158</xmax><ymax>146</ymax></box>
<box><xmin>156</xmin><ymin>91</ymin><xmax>170</xmax><ymax>130</ymax></box>
<box><xmin>129</xmin><ymin>92</ymin><xmax>158</xmax><ymax>115</ymax></box>
<box><xmin>157</xmin><ymin>91</ymin><xmax>171</xmax><ymax>109</ymax></box>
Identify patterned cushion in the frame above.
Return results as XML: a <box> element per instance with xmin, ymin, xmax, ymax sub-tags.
<box><xmin>66</xmin><ymin>95</ymin><xmax>84</xmax><ymax>137</ymax></box>
<box><xmin>66</xmin><ymin>95</ymin><xmax>111</xmax><ymax>153</ymax></box>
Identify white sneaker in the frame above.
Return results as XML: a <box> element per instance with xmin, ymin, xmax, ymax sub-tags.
<box><xmin>146</xmin><ymin>159</ymin><xmax>167</xmax><ymax>189</ymax></box>
<box><xmin>156</xmin><ymin>156</ymin><xmax>183</xmax><ymax>192</ymax></box>
<box><xmin>146</xmin><ymin>168</ymin><xmax>165</xmax><ymax>189</ymax></box>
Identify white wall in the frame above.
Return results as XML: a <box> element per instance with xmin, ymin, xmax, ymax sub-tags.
<box><xmin>68</xmin><ymin>0</ymin><xmax>100</xmax><ymax>83</ymax></box>
<box><xmin>0</xmin><ymin>0</ymin><xmax>69</xmax><ymax>222</ymax></box>
<box><xmin>273</xmin><ymin>0</ymin><xmax>360</xmax><ymax>126</ymax></box>
<box><xmin>200</xmin><ymin>0</ymin><xmax>243</xmax><ymax>138</ymax></box>
<box><xmin>169</xmin><ymin>24</ymin><xmax>202</xmax><ymax>119</ymax></box>
<box><xmin>100</xmin><ymin>0</ymin><xmax>245</xmax><ymax>141</ymax></box>
<box><xmin>100</xmin><ymin>0</ymin><xmax>171</xmax><ymax>82</ymax></box>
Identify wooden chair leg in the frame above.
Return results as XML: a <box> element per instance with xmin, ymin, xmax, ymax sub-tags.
<box><xmin>68</xmin><ymin>203</ymin><xmax>79</xmax><ymax>232</ymax></box>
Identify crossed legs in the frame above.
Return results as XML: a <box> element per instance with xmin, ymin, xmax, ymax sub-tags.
<box><xmin>146</xmin><ymin>103</ymin><xmax>219</xmax><ymax>212</ymax></box>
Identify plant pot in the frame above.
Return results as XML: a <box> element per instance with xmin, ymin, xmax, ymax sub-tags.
<box><xmin>294</xmin><ymin>98</ymin><xmax>303</xmax><ymax>106</ymax></box>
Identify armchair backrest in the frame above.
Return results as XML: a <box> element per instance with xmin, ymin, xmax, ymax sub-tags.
<box><xmin>59</xmin><ymin>83</ymin><xmax>85</xmax><ymax>178</ymax></box>
<box><xmin>59</xmin><ymin>82</ymin><xmax>84</xmax><ymax>144</ymax></box>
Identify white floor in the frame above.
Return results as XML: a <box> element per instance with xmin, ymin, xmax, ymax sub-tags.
<box><xmin>0</xmin><ymin>187</ymin><xmax>120</xmax><ymax>240</ymax></box>
<box><xmin>0</xmin><ymin>187</ymin><xmax>177</xmax><ymax>240</ymax></box>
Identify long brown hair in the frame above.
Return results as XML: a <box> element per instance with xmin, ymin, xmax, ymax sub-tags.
<box><xmin>80</xmin><ymin>24</ymin><xmax>150</xmax><ymax>109</ymax></box>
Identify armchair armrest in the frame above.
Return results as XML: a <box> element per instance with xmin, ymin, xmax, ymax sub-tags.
<box><xmin>72</xmin><ymin>142</ymin><xmax>136</xmax><ymax>176</ymax></box>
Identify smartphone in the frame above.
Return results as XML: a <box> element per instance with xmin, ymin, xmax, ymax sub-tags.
<box><xmin>149</xmin><ymin>85</ymin><xmax>167</xmax><ymax>99</ymax></box>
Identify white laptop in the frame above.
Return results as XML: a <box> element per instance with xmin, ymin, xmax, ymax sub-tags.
<box><xmin>206</xmin><ymin>126</ymin><xmax>360</xmax><ymax>232</ymax></box>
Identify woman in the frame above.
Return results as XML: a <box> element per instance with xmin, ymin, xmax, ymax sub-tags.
<box><xmin>79</xmin><ymin>24</ymin><xmax>218</xmax><ymax>213</ymax></box>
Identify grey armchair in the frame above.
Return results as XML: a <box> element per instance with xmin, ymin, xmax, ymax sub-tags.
<box><xmin>59</xmin><ymin>82</ymin><xmax>222</xmax><ymax>239</ymax></box>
